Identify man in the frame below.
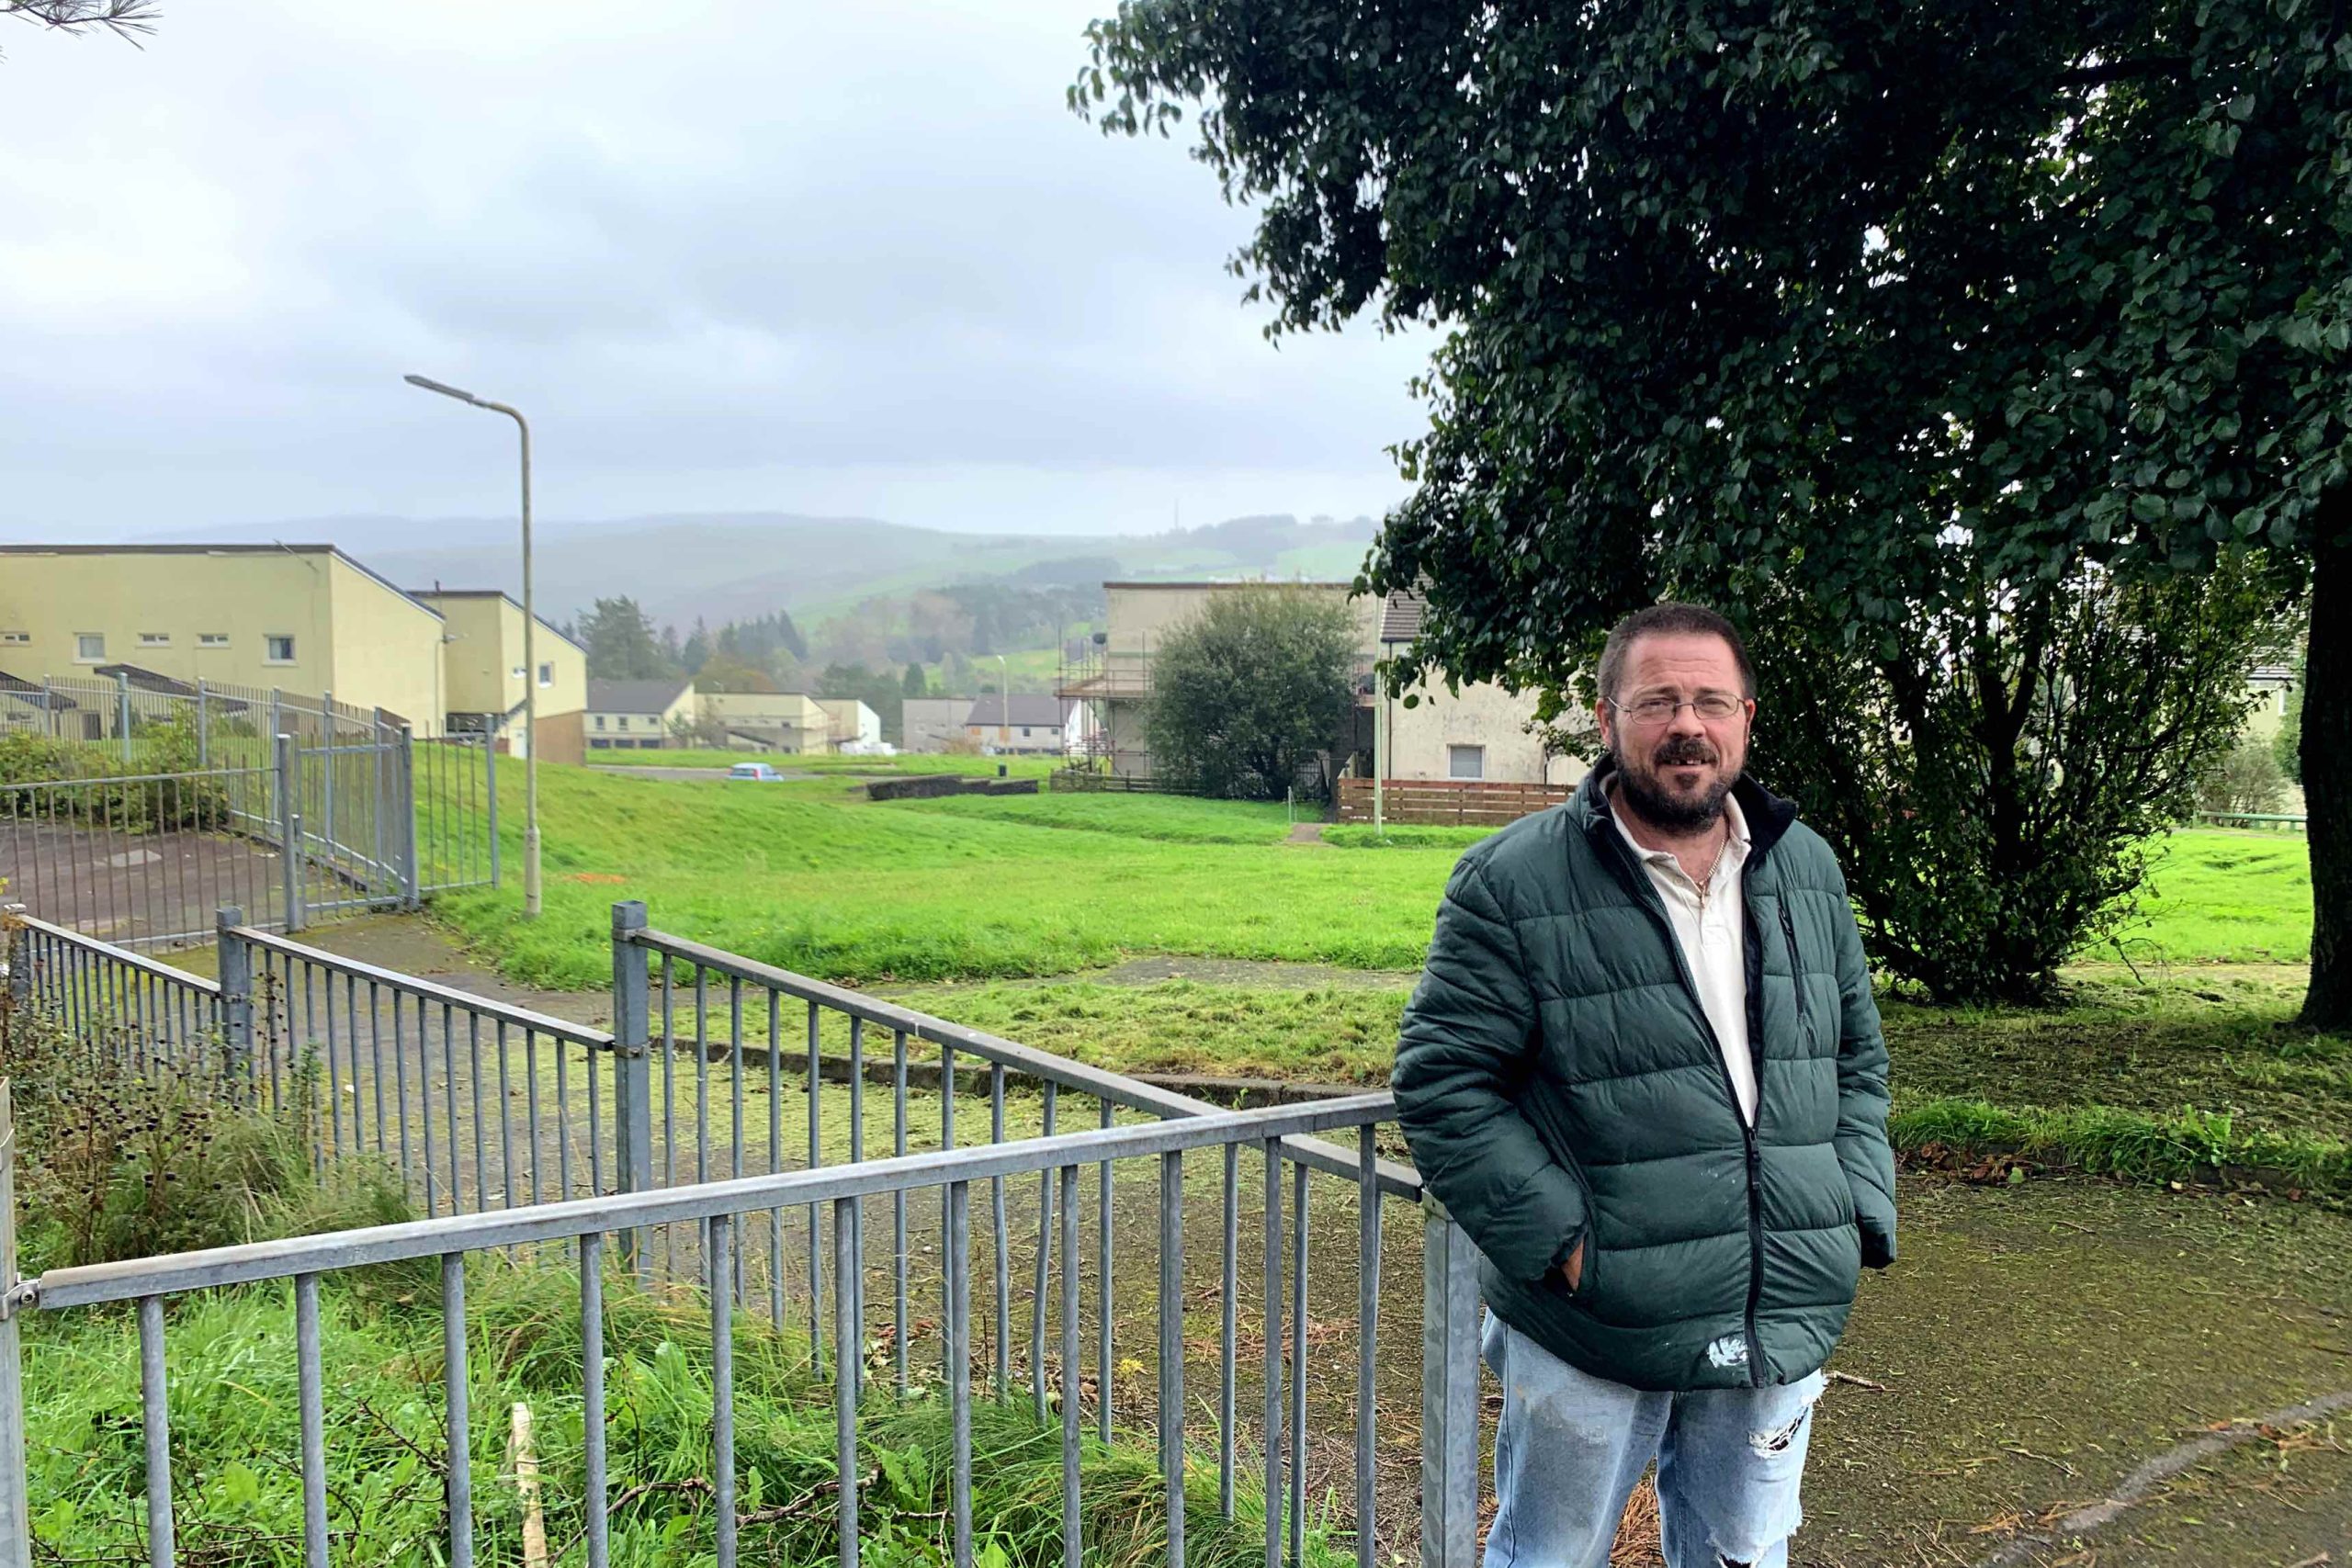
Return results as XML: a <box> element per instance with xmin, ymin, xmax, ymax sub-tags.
<box><xmin>1392</xmin><ymin>602</ymin><xmax>1896</xmax><ymax>1568</ymax></box>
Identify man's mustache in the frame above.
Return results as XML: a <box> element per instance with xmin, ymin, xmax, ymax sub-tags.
<box><xmin>1652</xmin><ymin>738</ymin><xmax>1718</xmax><ymax>767</ymax></box>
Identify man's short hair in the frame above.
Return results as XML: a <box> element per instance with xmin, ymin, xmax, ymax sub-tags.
<box><xmin>1596</xmin><ymin>603</ymin><xmax>1756</xmax><ymax>702</ymax></box>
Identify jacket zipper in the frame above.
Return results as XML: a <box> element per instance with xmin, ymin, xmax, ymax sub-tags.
<box><xmin>1600</xmin><ymin>824</ymin><xmax>1770</xmax><ymax>1387</ymax></box>
<box><xmin>1781</xmin><ymin>902</ymin><xmax>1812</xmax><ymax>1048</ymax></box>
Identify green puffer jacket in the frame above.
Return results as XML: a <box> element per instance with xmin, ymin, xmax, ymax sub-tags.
<box><xmin>1392</xmin><ymin>762</ymin><xmax>1896</xmax><ymax>1393</ymax></box>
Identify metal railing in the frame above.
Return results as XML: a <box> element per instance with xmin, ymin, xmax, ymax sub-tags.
<box><xmin>1</xmin><ymin>910</ymin><xmax>224</xmax><ymax>1079</ymax></box>
<box><xmin>0</xmin><ymin>902</ymin><xmax>1488</xmax><ymax>1568</ymax></box>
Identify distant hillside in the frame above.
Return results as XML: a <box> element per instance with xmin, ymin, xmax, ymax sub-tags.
<box><xmin>108</xmin><ymin>512</ymin><xmax>1379</xmax><ymax>629</ymax></box>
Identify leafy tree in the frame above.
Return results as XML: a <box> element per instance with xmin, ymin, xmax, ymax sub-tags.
<box><xmin>1742</xmin><ymin>558</ymin><xmax>2273</xmax><ymax>1001</ymax></box>
<box><xmin>818</xmin><ymin>662</ymin><xmax>909</xmax><ymax>746</ymax></box>
<box><xmin>1143</xmin><ymin>589</ymin><xmax>1355</xmax><ymax>801</ymax></box>
<box><xmin>1077</xmin><ymin>0</ymin><xmax>2345</xmax><ymax>1009</ymax></box>
<box><xmin>692</xmin><ymin>655</ymin><xmax>777</xmax><ymax>694</ymax></box>
<box><xmin>2199</xmin><ymin>735</ymin><xmax>2290</xmax><ymax>817</ymax></box>
<box><xmin>575</xmin><ymin>597</ymin><xmax>678</xmax><ymax>682</ymax></box>
<box><xmin>902</xmin><ymin>664</ymin><xmax>930</xmax><ymax>699</ymax></box>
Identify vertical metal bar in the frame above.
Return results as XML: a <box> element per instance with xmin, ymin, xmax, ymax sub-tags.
<box><xmin>730</xmin><ymin>978</ymin><xmax>745</xmax><ymax>1303</ymax></box>
<box><xmin>441</xmin><ymin>1002</ymin><xmax>462</xmax><ymax>1210</ymax></box>
<box><xmin>1062</xmin><ymin>1162</ymin><xmax>1084</xmax><ymax>1568</ymax></box>
<box><xmin>416</xmin><ymin>994</ymin><xmax>438</xmax><ymax>1217</ymax></box>
<box><xmin>807</xmin><ymin>998</ymin><xmax>822</xmax><ymax>1371</ymax></box>
<box><xmin>1033</xmin><ymin>1080</ymin><xmax>1057</xmax><ymax>1421</ymax></box>
<box><xmin>216</xmin><ymin>909</ymin><xmax>252</xmax><ymax>1102</ymax></box>
<box><xmin>834</xmin><ymin>1195</ymin><xmax>860</xmax><ymax>1568</ymax></box>
<box><xmin>1221</xmin><ymin>1141</ymin><xmax>1238</xmax><ymax>1517</ymax></box>
<box><xmin>524</xmin><ymin>1029</ymin><xmax>543</xmax><ymax>1209</ymax></box>
<box><xmin>709</xmin><ymin>1213</ymin><xmax>738</xmax><ymax>1568</ymax></box>
<box><xmin>1419</xmin><ymin>1211</ymin><xmax>1482</xmax><ymax>1568</ymax></box>
<box><xmin>555</xmin><ymin>999</ymin><xmax>573</xmax><ymax>1201</ymax></box>
<box><xmin>265</xmin><ymin>951</ymin><xmax>285</xmax><ymax>1113</ymax></box>
<box><xmin>662</xmin><ymin>956</ymin><xmax>676</xmax><ymax>1280</ymax></box>
<box><xmin>942</xmin><ymin>1043</ymin><xmax>956</xmax><ymax>1387</ymax></box>
<box><xmin>442</xmin><ymin>1253</ymin><xmax>473</xmax><ymax>1568</ymax></box>
<box><xmin>1355</xmin><ymin>1125</ymin><xmax>1381</xmax><ymax>1568</ymax></box>
<box><xmin>0</xmin><ymin>1080</ymin><xmax>28</xmax><ymax>1568</ymax></box>
<box><xmin>611</xmin><ymin>904</ymin><xmax>652</xmax><ymax>1275</ymax></box>
<box><xmin>1160</xmin><ymin>1150</ymin><xmax>1185</xmax><ymax>1568</ymax></box>
<box><xmin>496</xmin><ymin>1022</ymin><xmax>516</xmax><ymax>1210</ymax></box>
<box><xmin>989</xmin><ymin>1063</ymin><xmax>1009</xmax><ymax>1395</ymax></box>
<box><xmin>1288</xmin><ymin>1162</ymin><xmax>1307</xmax><ymax>1568</ymax></box>
<box><xmin>1100</xmin><ymin>1097</ymin><xmax>1114</xmax><ymax>1444</ymax></box>
<box><xmin>296</xmin><ymin>1274</ymin><xmax>327</xmax><ymax>1568</ymax></box>
<box><xmin>486</xmin><ymin>726</ymin><xmax>501</xmax><ymax>889</ymax></box>
<box><xmin>947</xmin><ymin>1180</ymin><xmax>973</xmax><ymax>1568</ymax></box>
<box><xmin>847</xmin><ymin>1015</ymin><xmax>865</xmax><ymax>1352</ymax></box>
<box><xmin>140</xmin><ymin>1295</ymin><xmax>173</xmax><ymax>1568</ymax></box>
<box><xmin>769</xmin><ymin>993</ymin><xmax>784</xmax><ymax>1332</ymax></box>
<box><xmin>695</xmin><ymin>967</ymin><xmax>710</xmax><ymax>1190</ymax></box>
<box><xmin>893</xmin><ymin>1030</ymin><xmax>909</xmax><ymax>1397</ymax></box>
<box><xmin>1262</xmin><ymin>1143</ymin><xmax>1283</xmax><ymax>1568</ymax></box>
<box><xmin>468</xmin><ymin>1013</ymin><xmax>486</xmax><ymax>1213</ymax></box>
<box><xmin>277</xmin><ymin>732</ymin><xmax>304</xmax><ymax>933</ymax></box>
<box><xmin>368</xmin><ymin>978</ymin><xmax>388</xmax><ymax>1155</ymax></box>
<box><xmin>581</xmin><ymin>1231</ymin><xmax>610</xmax><ymax>1568</ymax></box>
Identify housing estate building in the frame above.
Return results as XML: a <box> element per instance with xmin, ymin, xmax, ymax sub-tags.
<box><xmin>900</xmin><ymin>697</ymin><xmax>972</xmax><ymax>753</ymax></box>
<box><xmin>407</xmin><ymin>589</ymin><xmax>588</xmax><ymax>762</ymax></box>
<box><xmin>964</xmin><ymin>694</ymin><xmax>1070</xmax><ymax>755</ymax></box>
<box><xmin>1057</xmin><ymin>580</ymin><xmax>1579</xmax><ymax>797</ymax></box>
<box><xmin>586</xmin><ymin>678</ymin><xmax>696</xmax><ymax>750</ymax></box>
<box><xmin>0</xmin><ymin>545</ymin><xmax>583</xmax><ymax>753</ymax></box>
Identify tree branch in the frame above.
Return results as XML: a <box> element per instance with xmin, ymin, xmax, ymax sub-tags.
<box><xmin>1</xmin><ymin>0</ymin><xmax>157</xmax><ymax>42</ymax></box>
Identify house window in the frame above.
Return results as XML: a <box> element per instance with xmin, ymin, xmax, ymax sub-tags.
<box><xmin>265</xmin><ymin>634</ymin><xmax>296</xmax><ymax>664</ymax></box>
<box><xmin>1021</xmin><ymin>727</ymin><xmax>1032</xmax><ymax>738</ymax></box>
<box><xmin>198</xmin><ymin>633</ymin><xmax>230</xmax><ymax>648</ymax></box>
<box><xmin>139</xmin><ymin>631</ymin><xmax>170</xmax><ymax>648</ymax></box>
<box><xmin>1448</xmin><ymin>744</ymin><xmax>1486</xmax><ymax>781</ymax></box>
<box><xmin>538</xmin><ymin>662</ymin><xmax>554</xmax><ymax>686</ymax></box>
<box><xmin>617</xmin><ymin>716</ymin><xmax>630</xmax><ymax>730</ymax></box>
<box><xmin>75</xmin><ymin>633</ymin><xmax>104</xmax><ymax>662</ymax></box>
<box><xmin>594</xmin><ymin>716</ymin><xmax>606</xmax><ymax>731</ymax></box>
<box><xmin>590</xmin><ymin>737</ymin><xmax>610</xmax><ymax>750</ymax></box>
<box><xmin>512</xmin><ymin>666</ymin><xmax>526</xmax><ymax>681</ymax></box>
<box><xmin>0</xmin><ymin>632</ymin><xmax>28</xmax><ymax>646</ymax></box>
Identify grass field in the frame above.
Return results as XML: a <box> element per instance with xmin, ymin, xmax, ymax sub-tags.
<box><xmin>441</xmin><ymin>763</ymin><xmax>2317</xmax><ymax>987</ymax></box>
<box><xmin>587</xmin><ymin>750</ymin><xmax>1062</xmax><ymax>778</ymax></box>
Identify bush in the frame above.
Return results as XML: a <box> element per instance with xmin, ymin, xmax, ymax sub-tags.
<box><xmin>2195</xmin><ymin>737</ymin><xmax>2290</xmax><ymax>817</ymax></box>
<box><xmin>1</xmin><ymin>998</ymin><xmax>407</xmax><ymax>1272</ymax></box>
<box><xmin>1143</xmin><ymin>589</ymin><xmax>1357</xmax><ymax>802</ymax></box>
<box><xmin>0</xmin><ymin>712</ymin><xmax>232</xmax><ymax>835</ymax></box>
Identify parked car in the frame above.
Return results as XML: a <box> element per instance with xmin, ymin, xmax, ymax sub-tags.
<box><xmin>728</xmin><ymin>762</ymin><xmax>785</xmax><ymax>782</ymax></box>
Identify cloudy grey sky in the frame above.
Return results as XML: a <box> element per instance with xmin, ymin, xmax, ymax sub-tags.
<box><xmin>0</xmin><ymin>0</ymin><xmax>1430</xmax><ymax>539</ymax></box>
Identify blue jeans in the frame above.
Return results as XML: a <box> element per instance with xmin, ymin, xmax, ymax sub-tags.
<box><xmin>1480</xmin><ymin>1314</ymin><xmax>1826</xmax><ymax>1568</ymax></box>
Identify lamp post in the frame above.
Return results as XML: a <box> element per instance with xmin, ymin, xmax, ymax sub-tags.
<box><xmin>996</xmin><ymin>654</ymin><xmax>1010</xmax><ymax>747</ymax></box>
<box><xmin>404</xmin><ymin>373</ymin><xmax>542</xmax><ymax>919</ymax></box>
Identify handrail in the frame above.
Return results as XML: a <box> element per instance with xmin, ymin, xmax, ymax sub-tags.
<box><xmin>29</xmin><ymin>1092</ymin><xmax>1396</xmax><ymax>1307</ymax></box>
<box><xmin>7</xmin><ymin>911</ymin><xmax>220</xmax><ymax>996</ymax></box>
<box><xmin>231</xmin><ymin>926</ymin><xmax>612</xmax><ymax>1051</ymax></box>
<box><xmin>631</xmin><ymin>927</ymin><xmax>1423</xmax><ymax>1201</ymax></box>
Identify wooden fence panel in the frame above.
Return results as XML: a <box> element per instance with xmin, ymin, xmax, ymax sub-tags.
<box><xmin>1336</xmin><ymin>778</ymin><xmax>1571</xmax><ymax>827</ymax></box>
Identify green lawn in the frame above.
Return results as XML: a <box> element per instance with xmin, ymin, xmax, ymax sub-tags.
<box><xmin>587</xmin><ymin>750</ymin><xmax>1061</xmax><ymax>778</ymax></box>
<box><xmin>435</xmin><ymin>768</ymin><xmax>2316</xmax><ymax>992</ymax></box>
<box><xmin>434</xmin><ymin>763</ymin><xmax>1455</xmax><ymax>987</ymax></box>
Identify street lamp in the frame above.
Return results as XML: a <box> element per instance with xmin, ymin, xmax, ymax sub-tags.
<box><xmin>404</xmin><ymin>373</ymin><xmax>543</xmax><ymax>919</ymax></box>
<box><xmin>996</xmin><ymin>653</ymin><xmax>1010</xmax><ymax>748</ymax></box>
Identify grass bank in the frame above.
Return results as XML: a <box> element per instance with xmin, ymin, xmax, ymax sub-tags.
<box><xmin>588</xmin><ymin>750</ymin><xmax>1060</xmax><ymax>778</ymax></box>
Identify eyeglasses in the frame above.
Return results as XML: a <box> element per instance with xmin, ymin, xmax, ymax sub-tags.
<box><xmin>1607</xmin><ymin>694</ymin><xmax>1749</xmax><ymax>726</ymax></box>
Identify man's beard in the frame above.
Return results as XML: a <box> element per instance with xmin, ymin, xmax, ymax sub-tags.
<box><xmin>1615</xmin><ymin>735</ymin><xmax>1737</xmax><ymax>833</ymax></box>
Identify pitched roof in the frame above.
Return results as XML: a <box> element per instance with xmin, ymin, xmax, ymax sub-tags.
<box><xmin>1379</xmin><ymin>588</ymin><xmax>1425</xmax><ymax>644</ymax></box>
<box><xmin>967</xmin><ymin>694</ymin><xmax>1064</xmax><ymax>728</ymax></box>
<box><xmin>586</xmin><ymin>677</ymin><xmax>692</xmax><ymax>714</ymax></box>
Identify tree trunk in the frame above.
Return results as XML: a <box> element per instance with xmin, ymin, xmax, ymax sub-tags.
<box><xmin>2301</xmin><ymin>501</ymin><xmax>2352</xmax><ymax>1026</ymax></box>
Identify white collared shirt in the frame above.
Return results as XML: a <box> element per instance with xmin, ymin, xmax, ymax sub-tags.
<box><xmin>1610</xmin><ymin>789</ymin><xmax>1757</xmax><ymax>1126</ymax></box>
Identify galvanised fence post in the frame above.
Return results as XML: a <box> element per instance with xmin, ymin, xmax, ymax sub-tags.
<box><xmin>0</xmin><ymin>1080</ymin><xmax>30</xmax><ymax>1568</ymax></box>
<box><xmin>195</xmin><ymin>679</ymin><xmax>209</xmax><ymax>767</ymax></box>
<box><xmin>275</xmin><ymin>734</ymin><xmax>305</xmax><ymax>933</ymax></box>
<box><xmin>1</xmin><ymin>906</ymin><xmax>26</xmax><ymax>1015</ymax></box>
<box><xmin>398</xmin><ymin>727</ymin><xmax>420</xmax><ymax>909</ymax></box>
<box><xmin>610</xmin><ymin>900</ymin><xmax>654</xmax><ymax>1277</ymax></box>
<box><xmin>1420</xmin><ymin>1202</ymin><xmax>1484</xmax><ymax>1568</ymax></box>
<box><xmin>115</xmin><ymin>670</ymin><xmax>131</xmax><ymax>764</ymax></box>
<box><xmin>485</xmin><ymin>728</ymin><xmax>501</xmax><ymax>889</ymax></box>
<box><xmin>217</xmin><ymin>906</ymin><xmax>254</xmax><ymax>1102</ymax></box>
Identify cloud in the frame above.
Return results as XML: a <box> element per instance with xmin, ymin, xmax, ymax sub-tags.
<box><xmin>0</xmin><ymin>0</ymin><xmax>1430</xmax><ymax>536</ymax></box>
